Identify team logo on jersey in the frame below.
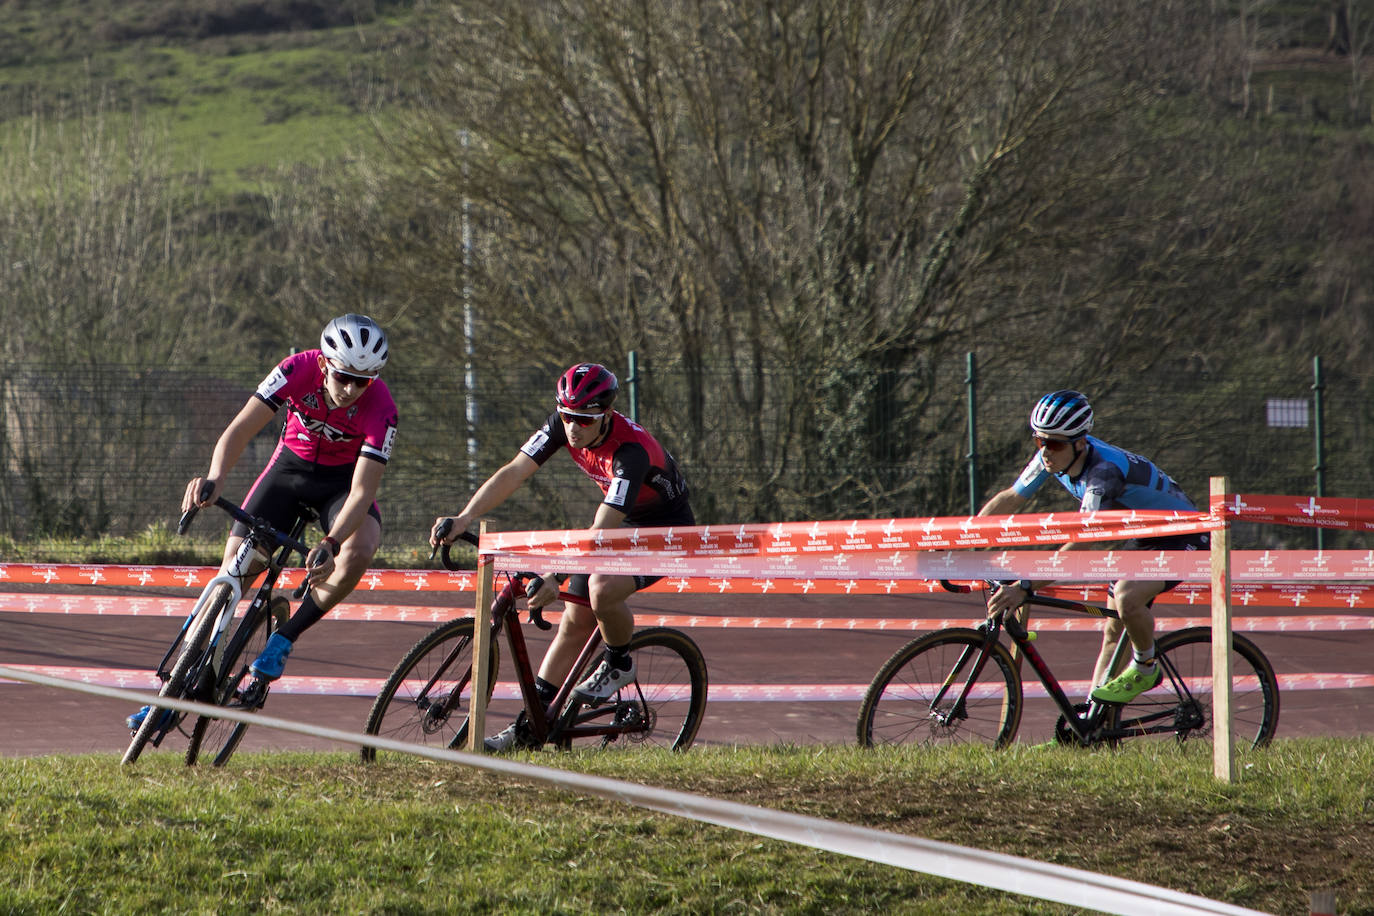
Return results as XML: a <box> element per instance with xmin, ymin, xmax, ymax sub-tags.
<box><xmin>304</xmin><ymin>393</ymin><xmax>321</xmax><ymax>411</ymax></box>
<box><xmin>289</xmin><ymin>407</ymin><xmax>352</xmax><ymax>442</ymax></box>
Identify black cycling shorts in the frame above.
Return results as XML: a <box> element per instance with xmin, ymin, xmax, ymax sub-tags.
<box><xmin>234</xmin><ymin>449</ymin><xmax>382</xmax><ymax>541</ymax></box>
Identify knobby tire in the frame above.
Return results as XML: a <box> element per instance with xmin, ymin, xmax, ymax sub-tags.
<box><xmin>121</xmin><ymin>584</ymin><xmax>232</xmax><ymax>765</ymax></box>
<box><xmin>360</xmin><ymin>617</ymin><xmax>500</xmax><ymax>763</ymax></box>
<box><xmin>857</xmin><ymin>628</ymin><xmax>1023</xmax><ymax>749</ymax></box>
<box><xmin>555</xmin><ymin>626</ymin><xmax>708</xmax><ymax>751</ymax></box>
<box><xmin>1107</xmin><ymin>626</ymin><xmax>1280</xmax><ymax>750</ymax></box>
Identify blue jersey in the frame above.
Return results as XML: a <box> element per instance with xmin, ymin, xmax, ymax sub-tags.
<box><xmin>1012</xmin><ymin>436</ymin><xmax>1196</xmax><ymax>513</ymax></box>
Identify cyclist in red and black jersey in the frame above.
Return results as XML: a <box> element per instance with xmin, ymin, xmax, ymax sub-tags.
<box><xmin>431</xmin><ymin>362</ymin><xmax>694</xmax><ymax>751</ymax></box>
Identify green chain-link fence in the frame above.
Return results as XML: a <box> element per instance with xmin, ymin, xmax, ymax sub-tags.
<box><xmin>1</xmin><ymin>356</ymin><xmax>1367</xmax><ymax>559</ymax></box>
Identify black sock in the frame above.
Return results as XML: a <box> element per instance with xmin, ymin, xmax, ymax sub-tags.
<box><xmin>276</xmin><ymin>594</ymin><xmax>327</xmax><ymax>642</ymax></box>
<box><xmin>534</xmin><ymin>677</ymin><xmax>558</xmax><ymax>705</ymax></box>
<box><xmin>605</xmin><ymin>643</ymin><xmax>632</xmax><ymax>670</ymax></box>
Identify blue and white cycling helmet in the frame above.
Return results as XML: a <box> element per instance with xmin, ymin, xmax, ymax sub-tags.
<box><xmin>1029</xmin><ymin>389</ymin><xmax>1093</xmax><ymax>438</ymax></box>
<box><xmin>321</xmin><ymin>314</ymin><xmax>388</xmax><ymax>376</ymax></box>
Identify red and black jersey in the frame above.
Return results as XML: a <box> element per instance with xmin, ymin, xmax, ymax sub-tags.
<box><xmin>519</xmin><ymin>411</ymin><xmax>691</xmax><ymax>525</ymax></box>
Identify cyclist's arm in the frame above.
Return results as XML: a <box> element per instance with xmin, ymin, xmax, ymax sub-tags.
<box><xmin>433</xmin><ymin>453</ymin><xmax>540</xmax><ymax>545</ymax></box>
<box><xmin>183</xmin><ymin>397</ymin><xmax>276</xmax><ymax>511</ymax></box>
<box><xmin>977</xmin><ymin>486</ymin><xmax>1028</xmax><ymax>516</ymax></box>
<box><xmin>329</xmin><ymin>456</ymin><xmax>387</xmax><ymax>547</ymax></box>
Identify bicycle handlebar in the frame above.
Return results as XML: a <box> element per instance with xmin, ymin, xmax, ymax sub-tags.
<box><xmin>430</xmin><ymin>520</ymin><xmax>553</xmax><ymax>631</ymax></box>
<box><xmin>940</xmin><ymin>578</ymin><xmax>1118</xmax><ymax>620</ymax></box>
<box><xmin>176</xmin><ymin>481</ymin><xmax>318</xmax><ymax>596</ymax></box>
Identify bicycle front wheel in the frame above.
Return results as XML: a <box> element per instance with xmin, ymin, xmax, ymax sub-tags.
<box><xmin>558</xmin><ymin>627</ymin><xmax>708</xmax><ymax>751</ymax></box>
<box><xmin>185</xmin><ymin>596</ymin><xmax>286</xmax><ymax>767</ymax></box>
<box><xmin>360</xmin><ymin>617</ymin><xmax>500</xmax><ymax>763</ymax></box>
<box><xmin>121</xmin><ymin>584</ymin><xmax>230</xmax><ymax>765</ymax></box>
<box><xmin>857</xmin><ymin>628</ymin><xmax>1023</xmax><ymax>749</ymax></box>
<box><xmin>1107</xmin><ymin>626</ymin><xmax>1279</xmax><ymax>751</ymax></box>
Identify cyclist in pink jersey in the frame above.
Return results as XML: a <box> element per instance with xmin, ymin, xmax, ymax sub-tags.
<box><xmin>127</xmin><ymin>315</ymin><xmax>397</xmax><ymax>732</ymax></box>
<box><xmin>431</xmin><ymin>362</ymin><xmax>694</xmax><ymax>751</ymax></box>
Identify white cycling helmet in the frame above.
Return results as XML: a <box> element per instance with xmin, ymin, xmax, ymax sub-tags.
<box><xmin>1029</xmin><ymin>389</ymin><xmax>1093</xmax><ymax>438</ymax></box>
<box><xmin>320</xmin><ymin>314</ymin><xmax>388</xmax><ymax>376</ymax></box>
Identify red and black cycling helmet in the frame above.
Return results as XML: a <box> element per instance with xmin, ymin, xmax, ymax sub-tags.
<box><xmin>556</xmin><ymin>363</ymin><xmax>619</xmax><ymax>411</ymax></box>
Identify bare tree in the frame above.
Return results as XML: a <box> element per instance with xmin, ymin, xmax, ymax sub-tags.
<box><xmin>346</xmin><ymin>0</ymin><xmax>1305</xmax><ymax>520</ymax></box>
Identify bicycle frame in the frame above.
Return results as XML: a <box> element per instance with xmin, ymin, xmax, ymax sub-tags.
<box><xmin>417</xmin><ymin>570</ymin><xmax>617</xmax><ymax>746</ymax></box>
<box><xmin>141</xmin><ymin>499</ymin><xmax>313</xmax><ymax>747</ymax></box>
<box><xmin>944</xmin><ymin>582</ymin><xmax>1203</xmax><ymax>745</ymax></box>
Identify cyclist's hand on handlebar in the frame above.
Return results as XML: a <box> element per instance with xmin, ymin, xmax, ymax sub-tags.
<box><xmin>987</xmin><ymin>581</ymin><xmax>1029</xmax><ymax>618</ymax></box>
<box><xmin>302</xmin><ymin>539</ymin><xmax>337</xmax><ymax>586</ymax></box>
<box><xmin>181</xmin><ymin>477</ymin><xmax>220</xmax><ymax>514</ymax></box>
<box><xmin>429</xmin><ymin>516</ymin><xmax>467</xmax><ymax>549</ymax></box>
<box><xmin>524</xmin><ymin>573</ymin><xmax>560</xmax><ymax>610</ymax></box>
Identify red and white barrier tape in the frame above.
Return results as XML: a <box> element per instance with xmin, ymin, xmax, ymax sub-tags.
<box><xmin>6</xmin><ymin>553</ymin><xmax>1374</xmax><ymax>595</ymax></box>
<box><xmin>1220</xmin><ymin>492</ymin><xmax>1374</xmax><ymax>529</ymax></box>
<box><xmin>2</xmin><ymin>591</ymin><xmax>1371</xmax><ymax>631</ymax></box>
<box><xmin>3</xmin><ymin>665</ymin><xmax>1369</xmax><ymax>698</ymax></box>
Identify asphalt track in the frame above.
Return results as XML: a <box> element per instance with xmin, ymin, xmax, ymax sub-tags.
<box><xmin>2</xmin><ymin>583</ymin><xmax>1371</xmax><ymax>758</ymax></box>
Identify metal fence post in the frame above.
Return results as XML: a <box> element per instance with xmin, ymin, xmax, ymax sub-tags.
<box><xmin>627</xmin><ymin>350</ymin><xmax>640</xmax><ymax>422</ymax></box>
<box><xmin>966</xmin><ymin>352</ymin><xmax>979</xmax><ymax>514</ymax></box>
<box><xmin>1312</xmin><ymin>355</ymin><xmax>1326</xmax><ymax>551</ymax></box>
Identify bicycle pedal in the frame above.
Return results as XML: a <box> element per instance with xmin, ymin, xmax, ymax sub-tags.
<box><xmin>240</xmin><ymin>679</ymin><xmax>270</xmax><ymax>709</ymax></box>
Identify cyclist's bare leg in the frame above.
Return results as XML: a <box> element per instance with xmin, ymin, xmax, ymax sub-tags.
<box><xmin>304</xmin><ymin>515</ymin><xmax>381</xmax><ymax>612</ymax></box>
<box><xmin>537</xmin><ymin>601</ymin><xmax>599</xmax><ymax>686</ymax></box>
<box><xmin>1091</xmin><ymin>578</ymin><xmax>1168</xmax><ymax>688</ymax></box>
<box><xmin>535</xmin><ymin>573</ymin><xmax>637</xmax><ymax>685</ymax></box>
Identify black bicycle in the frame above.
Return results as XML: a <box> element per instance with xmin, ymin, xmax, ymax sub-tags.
<box><xmin>857</xmin><ymin>580</ymin><xmax>1280</xmax><ymax>750</ymax></box>
<box><xmin>361</xmin><ymin>528</ymin><xmax>708</xmax><ymax>759</ymax></box>
<box><xmin>121</xmin><ymin>486</ymin><xmax>315</xmax><ymax>766</ymax></box>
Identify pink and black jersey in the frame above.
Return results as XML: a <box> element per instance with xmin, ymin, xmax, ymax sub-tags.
<box><xmin>253</xmin><ymin>350</ymin><xmax>398</xmax><ymax>468</ymax></box>
<box><xmin>520</xmin><ymin>411</ymin><xmax>691</xmax><ymax>525</ymax></box>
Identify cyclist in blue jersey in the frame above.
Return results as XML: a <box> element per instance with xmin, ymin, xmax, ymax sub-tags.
<box><xmin>980</xmin><ymin>390</ymin><xmax>1209</xmax><ymax>704</ymax></box>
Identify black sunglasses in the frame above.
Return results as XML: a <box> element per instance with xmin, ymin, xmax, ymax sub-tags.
<box><xmin>329</xmin><ymin>367</ymin><xmax>375</xmax><ymax>388</ymax></box>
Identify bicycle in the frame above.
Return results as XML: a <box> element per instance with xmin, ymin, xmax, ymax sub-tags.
<box><xmin>361</xmin><ymin>528</ymin><xmax>708</xmax><ymax>759</ymax></box>
<box><xmin>857</xmin><ymin>579</ymin><xmax>1280</xmax><ymax>751</ymax></box>
<box><xmin>121</xmin><ymin>484</ymin><xmax>315</xmax><ymax>766</ymax></box>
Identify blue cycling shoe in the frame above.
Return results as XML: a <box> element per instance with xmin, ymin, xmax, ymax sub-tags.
<box><xmin>126</xmin><ymin>705</ymin><xmax>174</xmax><ymax>732</ymax></box>
<box><xmin>250</xmin><ymin>633</ymin><xmax>294</xmax><ymax>681</ymax></box>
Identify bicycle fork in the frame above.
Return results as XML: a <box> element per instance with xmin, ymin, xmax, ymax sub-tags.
<box><xmin>928</xmin><ymin>626</ymin><xmax>1004</xmax><ymax>727</ymax></box>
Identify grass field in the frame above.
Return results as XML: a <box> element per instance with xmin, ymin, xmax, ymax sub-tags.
<box><xmin>2</xmin><ymin>740</ymin><xmax>1371</xmax><ymax>914</ymax></box>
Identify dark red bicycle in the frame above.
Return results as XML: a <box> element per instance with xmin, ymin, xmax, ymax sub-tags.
<box><xmin>361</xmin><ymin>529</ymin><xmax>708</xmax><ymax>759</ymax></box>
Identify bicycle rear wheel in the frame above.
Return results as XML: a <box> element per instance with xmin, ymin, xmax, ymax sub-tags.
<box><xmin>121</xmin><ymin>584</ymin><xmax>230</xmax><ymax>765</ymax></box>
<box><xmin>360</xmin><ymin>617</ymin><xmax>500</xmax><ymax>762</ymax></box>
<box><xmin>185</xmin><ymin>596</ymin><xmax>287</xmax><ymax>766</ymax></box>
<box><xmin>556</xmin><ymin>627</ymin><xmax>708</xmax><ymax>751</ymax></box>
<box><xmin>857</xmin><ymin>628</ymin><xmax>1023</xmax><ymax>749</ymax></box>
<box><xmin>1106</xmin><ymin>626</ymin><xmax>1279</xmax><ymax>750</ymax></box>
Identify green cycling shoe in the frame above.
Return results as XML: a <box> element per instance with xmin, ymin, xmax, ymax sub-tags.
<box><xmin>1090</xmin><ymin>663</ymin><xmax>1162</xmax><ymax>704</ymax></box>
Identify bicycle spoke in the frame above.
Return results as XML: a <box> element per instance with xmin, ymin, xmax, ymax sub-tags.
<box><xmin>859</xmin><ymin>629</ymin><xmax>1021</xmax><ymax>749</ymax></box>
<box><xmin>362</xmin><ymin>617</ymin><xmax>498</xmax><ymax>762</ymax></box>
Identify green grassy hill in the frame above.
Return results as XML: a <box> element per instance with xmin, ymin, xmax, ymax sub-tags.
<box><xmin>0</xmin><ymin>0</ymin><xmax>421</xmax><ymax>193</ymax></box>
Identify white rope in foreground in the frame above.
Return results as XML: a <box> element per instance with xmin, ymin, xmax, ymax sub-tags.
<box><xmin>0</xmin><ymin>664</ymin><xmax>1271</xmax><ymax>916</ymax></box>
